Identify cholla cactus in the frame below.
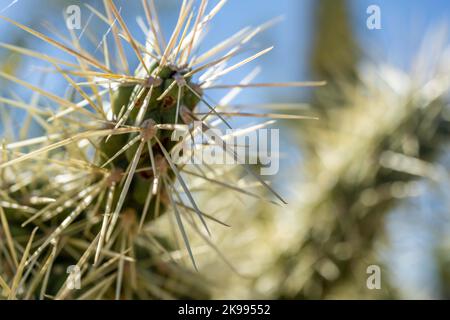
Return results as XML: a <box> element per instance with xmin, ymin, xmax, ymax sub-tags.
<box><xmin>0</xmin><ymin>0</ymin><xmax>321</xmax><ymax>299</ymax></box>
<box><xmin>198</xmin><ymin>27</ymin><xmax>450</xmax><ymax>299</ymax></box>
<box><xmin>274</xmin><ymin>27</ymin><xmax>450</xmax><ymax>299</ymax></box>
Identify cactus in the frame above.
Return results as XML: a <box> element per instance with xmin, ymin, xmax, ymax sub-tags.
<box><xmin>0</xmin><ymin>0</ymin><xmax>322</xmax><ymax>299</ymax></box>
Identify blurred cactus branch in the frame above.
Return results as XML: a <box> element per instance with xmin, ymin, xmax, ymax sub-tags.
<box><xmin>276</xmin><ymin>0</ymin><xmax>450</xmax><ymax>299</ymax></box>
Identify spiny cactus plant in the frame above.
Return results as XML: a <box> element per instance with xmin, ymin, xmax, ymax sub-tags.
<box><xmin>0</xmin><ymin>0</ymin><xmax>322</xmax><ymax>299</ymax></box>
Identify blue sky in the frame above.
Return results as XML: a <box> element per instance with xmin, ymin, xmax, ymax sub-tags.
<box><xmin>353</xmin><ymin>0</ymin><xmax>450</xmax><ymax>68</ymax></box>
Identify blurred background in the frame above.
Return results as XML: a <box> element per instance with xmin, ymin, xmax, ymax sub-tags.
<box><xmin>1</xmin><ymin>0</ymin><xmax>450</xmax><ymax>299</ymax></box>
